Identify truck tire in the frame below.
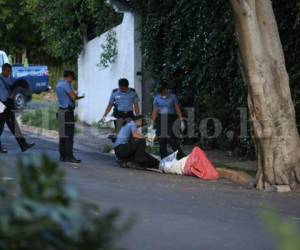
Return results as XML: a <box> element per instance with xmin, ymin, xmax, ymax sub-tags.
<box><xmin>13</xmin><ymin>87</ymin><xmax>28</xmax><ymax>110</ymax></box>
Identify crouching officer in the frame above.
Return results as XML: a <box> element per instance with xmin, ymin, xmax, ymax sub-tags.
<box><xmin>56</xmin><ymin>70</ymin><xmax>84</xmax><ymax>164</ymax></box>
<box><xmin>101</xmin><ymin>78</ymin><xmax>140</xmax><ymax>132</ymax></box>
<box><xmin>114</xmin><ymin>115</ymin><xmax>159</xmax><ymax>169</ymax></box>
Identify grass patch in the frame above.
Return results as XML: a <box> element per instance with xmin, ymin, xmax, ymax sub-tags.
<box><xmin>21</xmin><ymin>106</ymin><xmax>58</xmax><ymax>131</ymax></box>
<box><xmin>31</xmin><ymin>94</ymin><xmax>44</xmax><ymax>102</ymax></box>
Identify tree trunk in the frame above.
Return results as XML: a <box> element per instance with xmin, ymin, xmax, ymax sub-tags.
<box><xmin>229</xmin><ymin>0</ymin><xmax>300</xmax><ymax>191</ymax></box>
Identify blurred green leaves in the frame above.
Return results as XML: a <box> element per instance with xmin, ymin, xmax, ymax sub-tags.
<box><xmin>0</xmin><ymin>155</ymin><xmax>127</xmax><ymax>250</ymax></box>
<box><xmin>263</xmin><ymin>210</ymin><xmax>300</xmax><ymax>250</ymax></box>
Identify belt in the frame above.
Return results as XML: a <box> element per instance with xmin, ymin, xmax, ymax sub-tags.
<box><xmin>59</xmin><ymin>106</ymin><xmax>74</xmax><ymax>111</ymax></box>
<box><xmin>116</xmin><ymin>110</ymin><xmax>133</xmax><ymax>114</ymax></box>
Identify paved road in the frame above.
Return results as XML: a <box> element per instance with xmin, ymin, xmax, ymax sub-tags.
<box><xmin>1</xmin><ymin>130</ymin><xmax>300</xmax><ymax>250</ymax></box>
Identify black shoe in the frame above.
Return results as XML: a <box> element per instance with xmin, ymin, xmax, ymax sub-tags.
<box><xmin>21</xmin><ymin>143</ymin><xmax>36</xmax><ymax>152</ymax></box>
<box><xmin>65</xmin><ymin>157</ymin><xmax>81</xmax><ymax>164</ymax></box>
<box><xmin>60</xmin><ymin>157</ymin><xmax>65</xmax><ymax>162</ymax></box>
<box><xmin>0</xmin><ymin>148</ymin><xmax>7</xmax><ymax>154</ymax></box>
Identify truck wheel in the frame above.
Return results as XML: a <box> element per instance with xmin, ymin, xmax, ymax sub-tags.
<box><xmin>13</xmin><ymin>87</ymin><xmax>28</xmax><ymax>110</ymax></box>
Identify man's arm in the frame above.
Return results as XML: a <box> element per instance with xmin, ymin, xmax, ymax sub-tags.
<box><xmin>134</xmin><ymin>103</ymin><xmax>140</xmax><ymax>116</ymax></box>
<box><xmin>68</xmin><ymin>91</ymin><xmax>81</xmax><ymax>102</ymax></box>
<box><xmin>132</xmin><ymin>90</ymin><xmax>140</xmax><ymax>116</ymax></box>
<box><xmin>101</xmin><ymin>91</ymin><xmax>116</xmax><ymax>120</ymax></box>
<box><xmin>132</xmin><ymin>130</ymin><xmax>144</xmax><ymax>140</ymax></box>
<box><xmin>151</xmin><ymin>97</ymin><xmax>159</xmax><ymax>126</ymax></box>
<box><xmin>151</xmin><ymin>108</ymin><xmax>159</xmax><ymax>125</ymax></box>
<box><xmin>102</xmin><ymin>104</ymin><xmax>114</xmax><ymax>119</ymax></box>
<box><xmin>175</xmin><ymin>104</ymin><xmax>183</xmax><ymax>119</ymax></box>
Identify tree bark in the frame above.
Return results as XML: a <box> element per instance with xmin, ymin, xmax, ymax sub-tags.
<box><xmin>229</xmin><ymin>0</ymin><xmax>300</xmax><ymax>190</ymax></box>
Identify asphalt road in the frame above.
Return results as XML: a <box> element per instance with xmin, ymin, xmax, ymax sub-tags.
<box><xmin>1</xmin><ymin>130</ymin><xmax>300</xmax><ymax>250</ymax></box>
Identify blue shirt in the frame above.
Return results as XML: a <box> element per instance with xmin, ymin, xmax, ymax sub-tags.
<box><xmin>109</xmin><ymin>88</ymin><xmax>139</xmax><ymax>112</ymax></box>
<box><xmin>56</xmin><ymin>80</ymin><xmax>75</xmax><ymax>109</ymax></box>
<box><xmin>113</xmin><ymin>121</ymin><xmax>137</xmax><ymax>148</ymax></box>
<box><xmin>153</xmin><ymin>93</ymin><xmax>179</xmax><ymax>114</ymax></box>
<box><xmin>0</xmin><ymin>75</ymin><xmax>12</xmax><ymax>102</ymax></box>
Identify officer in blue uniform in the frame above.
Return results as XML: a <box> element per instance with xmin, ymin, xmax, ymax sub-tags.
<box><xmin>113</xmin><ymin>115</ymin><xmax>159</xmax><ymax>169</ymax></box>
<box><xmin>101</xmin><ymin>78</ymin><xmax>140</xmax><ymax>132</ymax></box>
<box><xmin>151</xmin><ymin>81</ymin><xmax>185</xmax><ymax>159</ymax></box>
<box><xmin>56</xmin><ymin>70</ymin><xmax>84</xmax><ymax>163</ymax></box>
<box><xmin>0</xmin><ymin>63</ymin><xmax>35</xmax><ymax>153</ymax></box>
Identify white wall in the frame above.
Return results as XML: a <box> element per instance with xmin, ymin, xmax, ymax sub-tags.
<box><xmin>78</xmin><ymin>12</ymin><xmax>142</xmax><ymax>124</ymax></box>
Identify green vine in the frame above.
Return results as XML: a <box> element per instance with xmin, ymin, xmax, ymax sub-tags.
<box><xmin>97</xmin><ymin>30</ymin><xmax>118</xmax><ymax>69</ymax></box>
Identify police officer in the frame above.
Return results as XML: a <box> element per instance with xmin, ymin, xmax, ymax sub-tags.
<box><xmin>0</xmin><ymin>63</ymin><xmax>35</xmax><ymax>153</ymax></box>
<box><xmin>114</xmin><ymin>115</ymin><xmax>159</xmax><ymax>169</ymax></box>
<box><xmin>56</xmin><ymin>70</ymin><xmax>84</xmax><ymax>163</ymax></box>
<box><xmin>101</xmin><ymin>78</ymin><xmax>140</xmax><ymax>132</ymax></box>
<box><xmin>151</xmin><ymin>81</ymin><xmax>185</xmax><ymax>159</ymax></box>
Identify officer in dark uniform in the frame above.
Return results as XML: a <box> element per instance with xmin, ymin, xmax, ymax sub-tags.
<box><xmin>56</xmin><ymin>70</ymin><xmax>84</xmax><ymax>163</ymax></box>
<box><xmin>0</xmin><ymin>63</ymin><xmax>35</xmax><ymax>153</ymax></box>
<box><xmin>101</xmin><ymin>78</ymin><xmax>140</xmax><ymax>132</ymax></box>
<box><xmin>151</xmin><ymin>81</ymin><xmax>185</xmax><ymax>159</ymax></box>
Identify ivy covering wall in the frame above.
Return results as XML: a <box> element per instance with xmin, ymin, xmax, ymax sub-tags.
<box><xmin>132</xmin><ymin>0</ymin><xmax>300</xmax><ymax>156</ymax></box>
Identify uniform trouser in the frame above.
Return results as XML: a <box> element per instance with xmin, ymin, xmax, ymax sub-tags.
<box><xmin>57</xmin><ymin>109</ymin><xmax>75</xmax><ymax>159</ymax></box>
<box><xmin>0</xmin><ymin>102</ymin><xmax>27</xmax><ymax>150</ymax></box>
<box><xmin>157</xmin><ymin>114</ymin><xmax>183</xmax><ymax>159</ymax></box>
<box><xmin>114</xmin><ymin>111</ymin><xmax>135</xmax><ymax>133</ymax></box>
<box><xmin>114</xmin><ymin>139</ymin><xmax>159</xmax><ymax>169</ymax></box>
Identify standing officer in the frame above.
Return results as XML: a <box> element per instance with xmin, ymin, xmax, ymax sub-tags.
<box><xmin>151</xmin><ymin>81</ymin><xmax>185</xmax><ymax>159</ymax></box>
<box><xmin>56</xmin><ymin>70</ymin><xmax>84</xmax><ymax>163</ymax></box>
<box><xmin>101</xmin><ymin>78</ymin><xmax>140</xmax><ymax>132</ymax></box>
<box><xmin>0</xmin><ymin>63</ymin><xmax>35</xmax><ymax>153</ymax></box>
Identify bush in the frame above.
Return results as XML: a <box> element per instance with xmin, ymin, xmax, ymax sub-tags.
<box><xmin>0</xmin><ymin>155</ymin><xmax>127</xmax><ymax>250</ymax></box>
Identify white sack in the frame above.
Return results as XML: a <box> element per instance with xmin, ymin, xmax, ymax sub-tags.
<box><xmin>163</xmin><ymin>156</ymin><xmax>188</xmax><ymax>175</ymax></box>
<box><xmin>159</xmin><ymin>151</ymin><xmax>178</xmax><ymax>171</ymax></box>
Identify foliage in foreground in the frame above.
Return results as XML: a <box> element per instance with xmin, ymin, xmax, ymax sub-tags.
<box><xmin>263</xmin><ymin>210</ymin><xmax>300</xmax><ymax>250</ymax></box>
<box><xmin>0</xmin><ymin>155</ymin><xmax>127</xmax><ymax>250</ymax></box>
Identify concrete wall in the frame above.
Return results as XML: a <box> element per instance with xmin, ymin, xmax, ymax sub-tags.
<box><xmin>78</xmin><ymin>12</ymin><xmax>142</xmax><ymax>124</ymax></box>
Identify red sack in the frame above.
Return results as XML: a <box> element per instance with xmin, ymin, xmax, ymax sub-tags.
<box><xmin>184</xmin><ymin>147</ymin><xmax>219</xmax><ymax>180</ymax></box>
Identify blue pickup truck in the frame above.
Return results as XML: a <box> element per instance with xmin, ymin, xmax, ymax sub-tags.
<box><xmin>0</xmin><ymin>50</ymin><xmax>50</xmax><ymax>109</ymax></box>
